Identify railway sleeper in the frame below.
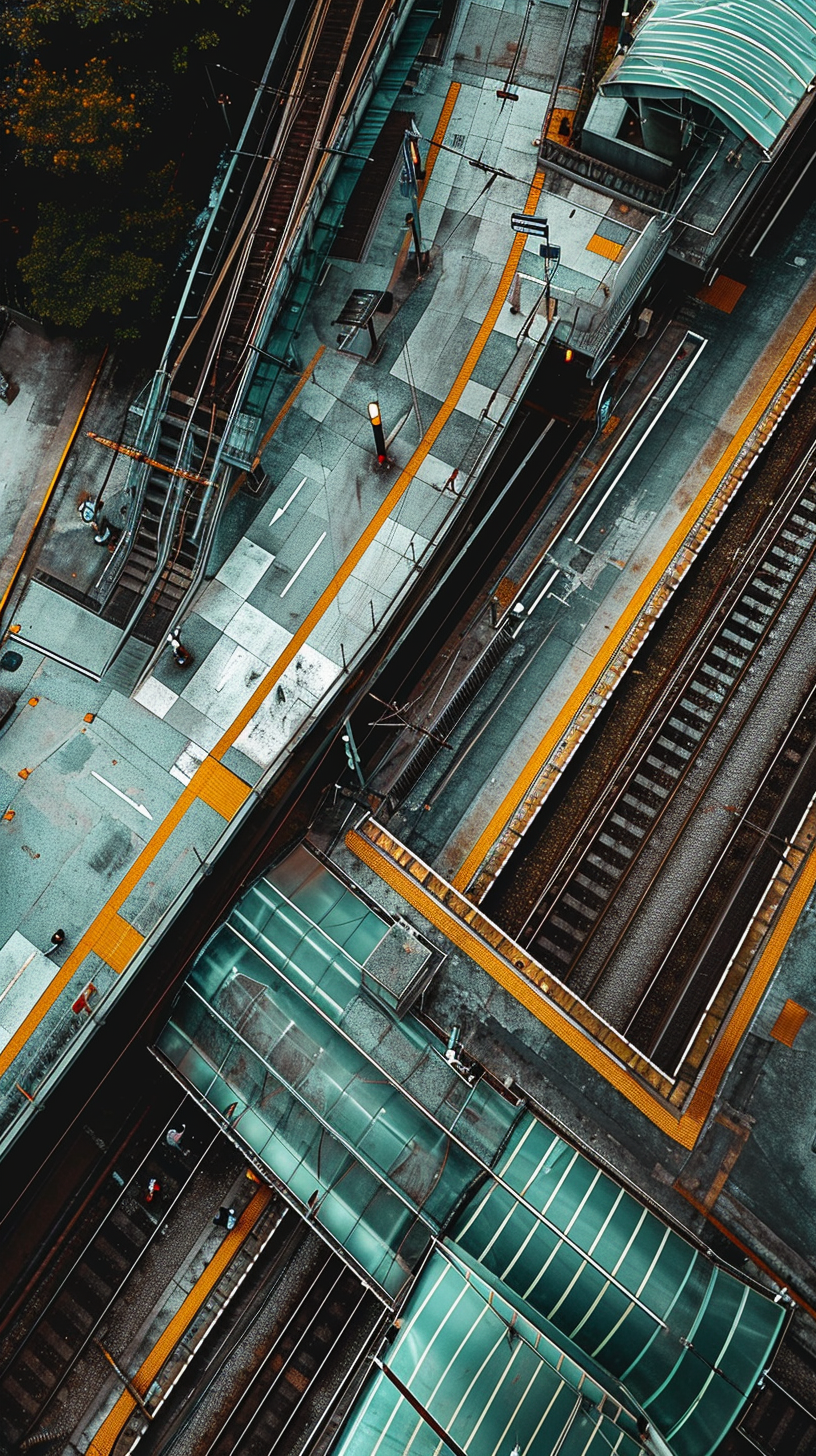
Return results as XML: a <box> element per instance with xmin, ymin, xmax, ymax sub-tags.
<box><xmin>750</xmin><ymin>572</ymin><xmax>785</xmax><ymax>598</ymax></box>
<box><xmin>533</xmin><ymin>932</ymin><xmax>574</xmax><ymax>966</ymax></box>
<box><xmin>738</xmin><ymin>594</ymin><xmax>774</xmax><ymax>617</ymax></box>
<box><xmin>578</xmin><ymin>861</ymin><xmax>616</xmax><ymax>892</ymax></box>
<box><xmin>683</xmin><ymin>685</ymin><xmax>723</xmax><ymax>716</ymax></box>
<box><xmin>633</xmin><ymin>770</ymin><xmax>670</xmax><ymax>801</ymax></box>
<box><xmin>788</xmin><ymin>514</ymin><xmax>816</xmax><ymax>537</ymax></box>
<box><xmin>769</xmin><ymin>544</ymin><xmax>801</xmax><ymax>566</ymax></box>
<box><xmin>607</xmin><ymin>814</ymin><xmax>646</xmax><ymax>846</ymax></box>
<box><xmin>536</xmin><ymin>926</ymin><xmax>579</xmax><ymax>960</ymax></box>
<box><xmin>781</xmin><ymin>525</ymin><xmax>816</xmax><ymax>547</ymax></box>
<box><xmin>33</xmin><ymin>1325</ymin><xmax>73</xmax><ymax>1363</ymax></box>
<box><xmin>623</xmin><ymin>775</ymin><xmax>665</xmax><ymax>806</ymax></box>
<box><xmin>668</xmin><ymin>711</ymin><xmax>706</xmax><ymax>738</ymax></box>
<box><xmin>696</xmin><ymin>666</ymin><xmax>733</xmax><ymax>696</ymax></box>
<box><xmin>676</xmin><ymin>690</ymin><xmax>714</xmax><ymax>719</ymax></box>
<box><xmin>729</xmin><ymin>610</ymin><xmax>766</xmax><ymax>634</ymax></box>
<box><xmin>761</xmin><ymin>560</ymin><xmax>795</xmax><ymax>584</ymax></box>
<box><xmin>15</xmin><ymin>1349</ymin><xmax>60</xmax><ymax>1393</ymax></box>
<box><xmin>662</xmin><ymin>723</ymin><xmax>702</xmax><ymax>753</ymax></box>
<box><xmin>540</xmin><ymin>916</ymin><xmax>582</xmax><ymax>950</ymax></box>
<box><xmin>567</xmin><ymin>879</ymin><xmax>608</xmax><ymax>912</ymax></box>
<box><xmin>49</xmin><ymin>1307</ymin><xmax>93</xmax><ymax>1342</ymax></box>
<box><xmin>721</xmin><ymin>625</ymin><xmax>758</xmax><ymax>650</ymax></box>
<box><xmin>0</xmin><ymin>1375</ymin><xmax>37</xmax><ymax>1422</ymax></box>
<box><xmin>560</xmin><ymin>894</ymin><xmax>597</xmax><ymax>929</ymax></box>
<box><xmin>618</xmin><ymin>793</ymin><xmax>656</xmax><ymax>829</ymax></box>
<box><xmin>596</xmin><ymin>832</ymin><xmax>635</xmax><ymax>864</ymax></box>
<box><xmin>708</xmin><ymin>643</ymin><xmax>746</xmax><ymax>670</ymax></box>
<box><xmin>3</xmin><ymin>1361</ymin><xmax>50</xmax><ymax>1403</ymax></box>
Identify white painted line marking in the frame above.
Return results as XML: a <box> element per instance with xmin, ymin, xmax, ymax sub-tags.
<box><xmin>280</xmin><ymin>531</ymin><xmax>326</xmax><ymax>599</ymax></box>
<box><xmin>216</xmin><ymin>645</ymin><xmax>247</xmax><ymax>691</ymax></box>
<box><xmin>0</xmin><ymin>953</ymin><xmax>37</xmax><ymax>1005</ymax></box>
<box><xmin>91</xmin><ymin>771</ymin><xmax>153</xmax><ymax>819</ymax></box>
<box><xmin>271</xmin><ymin>476</ymin><xmax>307</xmax><ymax>525</ymax></box>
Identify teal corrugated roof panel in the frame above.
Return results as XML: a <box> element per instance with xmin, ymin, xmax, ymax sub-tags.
<box><xmin>451</xmin><ymin>1117</ymin><xmax>785</xmax><ymax>1455</ymax></box>
<box><xmin>601</xmin><ymin>0</ymin><xmax>816</xmax><ymax>150</ymax></box>
<box><xmin>334</xmin><ymin>1250</ymin><xmax>647</xmax><ymax>1456</ymax></box>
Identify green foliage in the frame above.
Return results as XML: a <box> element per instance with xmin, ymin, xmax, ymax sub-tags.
<box><xmin>1</xmin><ymin>0</ymin><xmax>255</xmax><ymax>336</ymax></box>
<box><xmin>20</xmin><ymin>170</ymin><xmax>193</xmax><ymax>338</ymax></box>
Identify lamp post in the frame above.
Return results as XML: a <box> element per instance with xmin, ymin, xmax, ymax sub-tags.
<box><xmin>368</xmin><ymin>402</ymin><xmax>387</xmax><ymax>465</ymax></box>
<box><xmin>407</xmin><ymin>133</ymin><xmax>424</xmax><ymax>180</ymax></box>
<box><xmin>402</xmin><ymin>129</ymin><xmax>427</xmax><ymax>274</ymax></box>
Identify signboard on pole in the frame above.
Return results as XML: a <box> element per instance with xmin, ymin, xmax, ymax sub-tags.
<box><xmin>510</xmin><ymin>213</ymin><xmax>549</xmax><ymax>237</ymax></box>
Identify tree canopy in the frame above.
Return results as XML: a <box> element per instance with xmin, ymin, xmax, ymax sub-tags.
<box><xmin>1</xmin><ymin>0</ymin><xmax>259</xmax><ymax>339</ymax></box>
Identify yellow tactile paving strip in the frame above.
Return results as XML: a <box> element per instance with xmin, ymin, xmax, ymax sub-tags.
<box><xmin>0</xmin><ymin>105</ymin><xmax>544</xmax><ymax>1084</ymax></box>
<box><xmin>194</xmin><ymin>758</ymin><xmax>253</xmax><ymax>819</ymax></box>
<box><xmin>86</xmin><ymin>1184</ymin><xmax>272</xmax><ymax>1456</ymax></box>
<box><xmin>92</xmin><ymin>913</ymin><xmax>144</xmax><ymax>975</ymax></box>
<box><xmin>697</xmin><ymin>275</ymin><xmax>747</xmax><ymax>313</ymax></box>
<box><xmin>348</xmin><ymin>821</ymin><xmax>816</xmax><ymax>1147</ymax></box>
<box><xmin>586</xmin><ymin>233</ymin><xmax>624</xmax><ymax>261</ymax></box>
<box><xmin>452</xmin><ymin>295</ymin><xmax>816</xmax><ymax>894</ymax></box>
<box><xmin>545</xmin><ymin>106</ymin><xmax>576</xmax><ymax>143</ymax></box>
<box><xmin>770</xmin><ymin>998</ymin><xmax>809</xmax><ymax>1046</ymax></box>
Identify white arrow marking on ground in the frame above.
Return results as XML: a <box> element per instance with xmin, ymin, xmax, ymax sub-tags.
<box><xmin>271</xmin><ymin>475</ymin><xmax>307</xmax><ymax>525</ymax></box>
<box><xmin>91</xmin><ymin>771</ymin><xmax>153</xmax><ymax>819</ymax></box>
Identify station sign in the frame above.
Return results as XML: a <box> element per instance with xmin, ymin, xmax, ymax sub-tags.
<box><xmin>510</xmin><ymin>212</ymin><xmax>549</xmax><ymax>237</ymax></box>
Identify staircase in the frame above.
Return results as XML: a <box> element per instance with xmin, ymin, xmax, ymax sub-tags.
<box><xmin>101</xmin><ymin>409</ymin><xmax>207</xmax><ymax>642</ymax></box>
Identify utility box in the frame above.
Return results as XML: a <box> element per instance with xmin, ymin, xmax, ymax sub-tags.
<box><xmin>362</xmin><ymin>921</ymin><xmax>435</xmax><ymax>1017</ymax></box>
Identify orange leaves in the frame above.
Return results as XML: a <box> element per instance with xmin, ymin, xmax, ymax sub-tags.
<box><xmin>10</xmin><ymin>57</ymin><xmax>141</xmax><ymax>174</ymax></box>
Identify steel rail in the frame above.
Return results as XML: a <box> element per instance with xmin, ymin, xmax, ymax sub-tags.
<box><xmin>517</xmin><ymin>435</ymin><xmax>816</xmax><ymax>951</ymax></box>
<box><xmin>574</xmin><ymin>509</ymin><xmax>816</xmax><ymax>1025</ymax></box>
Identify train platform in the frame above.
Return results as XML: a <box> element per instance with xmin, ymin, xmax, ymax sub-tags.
<box><xmin>0</xmin><ymin>0</ymin><xmax>560</xmax><ymax>1154</ymax></box>
<box><xmin>1</xmin><ymin>0</ymin><xmax>816</xmax><ymax>1280</ymax></box>
<box><xmin>83</xmin><ymin>1181</ymin><xmax>275</xmax><ymax>1456</ymax></box>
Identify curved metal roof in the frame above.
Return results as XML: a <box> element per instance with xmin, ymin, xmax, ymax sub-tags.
<box><xmin>601</xmin><ymin>0</ymin><xmax>816</xmax><ymax>151</ymax></box>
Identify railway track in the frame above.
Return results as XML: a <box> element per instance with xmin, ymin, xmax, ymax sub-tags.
<box><xmin>204</xmin><ymin>1253</ymin><xmax>368</xmax><ymax>1456</ymax></box>
<box><xmin>513</xmin><ymin>429</ymin><xmax>816</xmax><ymax>1064</ymax></box>
<box><xmin>0</xmin><ymin>1101</ymin><xmax>217</xmax><ymax>1446</ymax></box>
<box><xmin>738</xmin><ymin>1375</ymin><xmax>816</xmax><ymax>1455</ymax></box>
<box><xmin>171</xmin><ymin>1248</ymin><xmax>374</xmax><ymax>1456</ymax></box>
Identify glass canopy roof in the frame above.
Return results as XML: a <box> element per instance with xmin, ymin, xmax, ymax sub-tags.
<box><xmin>156</xmin><ymin>846</ymin><xmax>784</xmax><ymax>1450</ymax></box>
<box><xmin>602</xmin><ymin>0</ymin><xmax>816</xmax><ymax>151</ymax></box>
<box><xmin>334</xmin><ymin>1248</ymin><xmax>648</xmax><ymax>1456</ymax></box>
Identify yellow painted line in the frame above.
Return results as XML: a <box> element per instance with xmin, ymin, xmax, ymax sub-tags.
<box><xmin>0</xmin><ymin>163</ymin><xmax>546</xmax><ymax>1087</ymax></box>
<box><xmin>452</xmin><ymin>293</ymin><xmax>816</xmax><ymax>892</ymax></box>
<box><xmin>586</xmin><ymin>233</ymin><xmax>623</xmax><ymax>261</ymax></box>
<box><xmin>211</xmin><ymin>170</ymin><xmax>546</xmax><ymax>761</ymax></box>
<box><xmin>347</xmin><ymin>750</ymin><xmax>816</xmax><ymax>1149</ymax></box>
<box><xmin>347</xmin><ymin>828</ymin><xmax>694</xmax><ymax>1145</ymax></box>
<box><xmin>0</xmin><ymin>348</ymin><xmax>108</xmax><ymax>621</ymax></box>
<box><xmin>86</xmin><ymin>1184</ymin><xmax>272</xmax><ymax>1456</ymax></box>
<box><xmin>0</xmin><ymin>776</ymin><xmax>198</xmax><ymax>1079</ymax></box>
<box><xmin>250</xmin><ymin>344</ymin><xmax>326</xmax><ymax>469</ymax></box>
<box><xmin>389</xmin><ymin>81</ymin><xmax>461</xmax><ymax>288</ymax></box>
<box><xmin>683</xmin><ymin>835</ymin><xmax>816</xmax><ymax>1134</ymax></box>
